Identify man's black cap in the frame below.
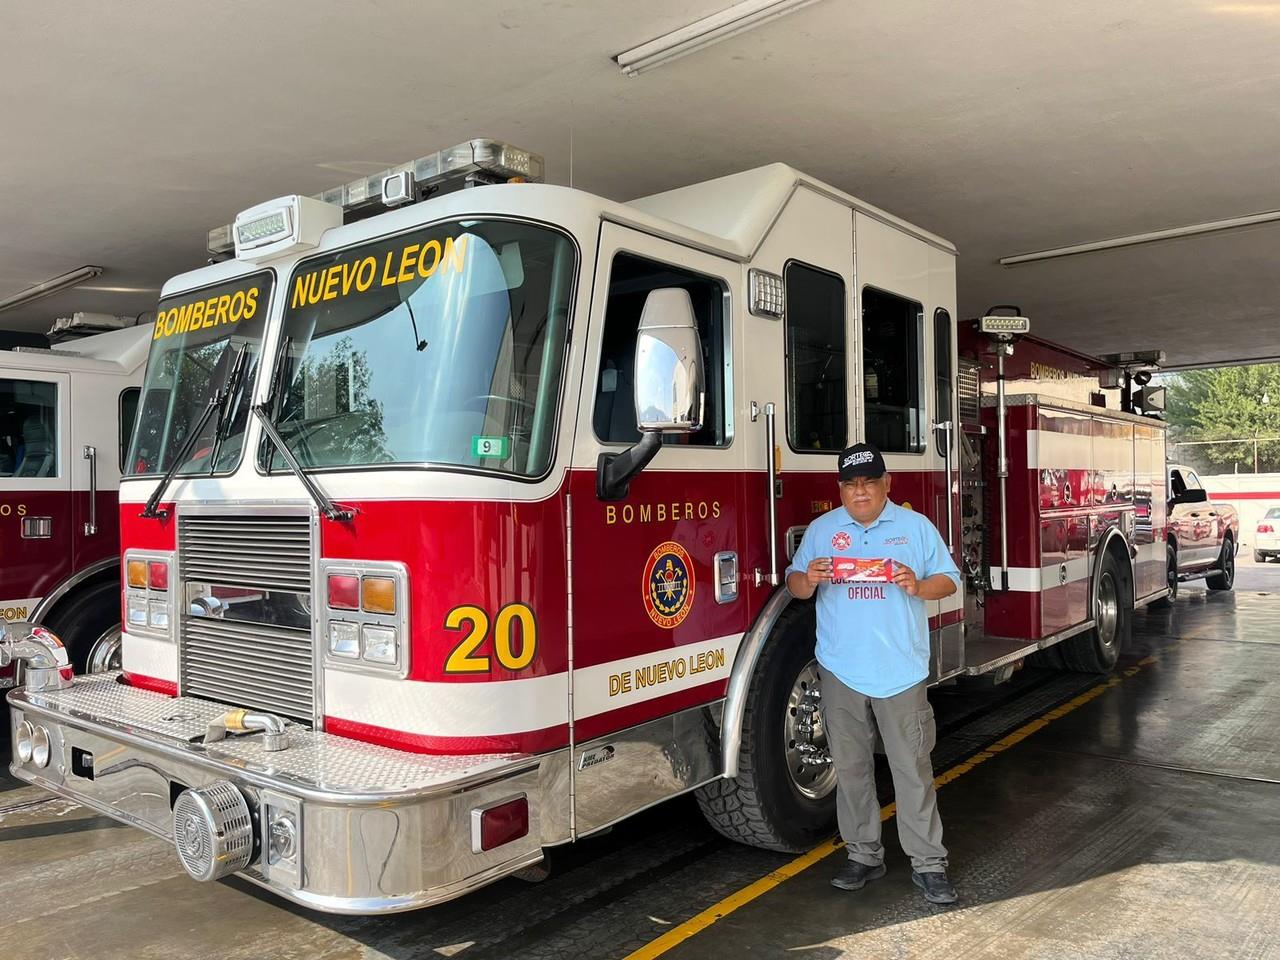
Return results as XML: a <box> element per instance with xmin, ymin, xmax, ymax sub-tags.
<box><xmin>837</xmin><ymin>442</ymin><xmax>886</xmax><ymax>481</ymax></box>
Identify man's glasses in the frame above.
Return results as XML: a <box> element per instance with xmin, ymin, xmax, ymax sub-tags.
<box><xmin>840</xmin><ymin>476</ymin><xmax>885</xmax><ymax>492</ymax></box>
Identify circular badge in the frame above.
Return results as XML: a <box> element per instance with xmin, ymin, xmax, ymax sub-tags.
<box><xmin>643</xmin><ymin>541</ymin><xmax>695</xmax><ymax>629</ymax></box>
<box><xmin>831</xmin><ymin>531</ymin><xmax>852</xmax><ymax>551</ymax></box>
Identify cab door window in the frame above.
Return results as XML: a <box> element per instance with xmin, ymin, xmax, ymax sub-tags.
<box><xmin>784</xmin><ymin>262</ymin><xmax>847</xmax><ymax>452</ymax></box>
<box><xmin>119</xmin><ymin>387</ymin><xmax>141</xmax><ymax>471</ymax></box>
<box><xmin>933</xmin><ymin>308</ymin><xmax>953</xmax><ymax>457</ymax></box>
<box><xmin>0</xmin><ymin>379</ymin><xmax>58</xmax><ymax>478</ymax></box>
<box><xmin>862</xmin><ymin>286</ymin><xmax>925</xmax><ymax>453</ymax></box>
<box><xmin>593</xmin><ymin>253</ymin><xmax>727</xmax><ymax>447</ymax></box>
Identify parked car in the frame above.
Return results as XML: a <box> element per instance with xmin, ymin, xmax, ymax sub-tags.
<box><xmin>1254</xmin><ymin>506</ymin><xmax>1280</xmax><ymax>562</ymax></box>
<box><xmin>1162</xmin><ymin>464</ymin><xmax>1239</xmax><ymax>602</ymax></box>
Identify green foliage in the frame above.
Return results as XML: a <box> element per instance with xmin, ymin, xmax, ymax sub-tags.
<box><xmin>1163</xmin><ymin>364</ymin><xmax>1280</xmax><ymax>472</ymax></box>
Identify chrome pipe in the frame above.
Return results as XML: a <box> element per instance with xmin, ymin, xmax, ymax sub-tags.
<box><xmin>996</xmin><ymin>347</ymin><xmax>1010</xmax><ymax>591</ymax></box>
<box><xmin>0</xmin><ymin>622</ymin><xmax>72</xmax><ymax>692</ymax></box>
<box><xmin>205</xmin><ymin>709</ymin><xmax>289</xmax><ymax>752</ymax></box>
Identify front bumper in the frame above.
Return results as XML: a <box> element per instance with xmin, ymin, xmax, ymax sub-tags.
<box><xmin>7</xmin><ymin>674</ymin><xmax>548</xmax><ymax>914</ymax></box>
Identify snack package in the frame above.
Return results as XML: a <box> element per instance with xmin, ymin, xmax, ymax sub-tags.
<box><xmin>831</xmin><ymin>556</ymin><xmax>895</xmax><ymax>583</ymax></box>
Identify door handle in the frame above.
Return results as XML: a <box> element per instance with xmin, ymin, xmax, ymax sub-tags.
<box><xmin>83</xmin><ymin>444</ymin><xmax>98</xmax><ymax>535</ymax></box>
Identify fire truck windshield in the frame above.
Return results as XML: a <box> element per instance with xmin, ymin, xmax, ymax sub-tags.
<box><xmin>127</xmin><ymin>272</ymin><xmax>275</xmax><ymax>477</ymax></box>
<box><xmin>266</xmin><ymin>220</ymin><xmax>575</xmax><ymax>478</ymax></box>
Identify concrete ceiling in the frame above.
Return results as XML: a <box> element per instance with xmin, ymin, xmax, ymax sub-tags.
<box><xmin>3</xmin><ymin>0</ymin><xmax>1279</xmax><ymax>367</ymax></box>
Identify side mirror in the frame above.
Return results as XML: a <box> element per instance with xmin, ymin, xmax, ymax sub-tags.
<box><xmin>597</xmin><ymin>288</ymin><xmax>705</xmax><ymax>501</ymax></box>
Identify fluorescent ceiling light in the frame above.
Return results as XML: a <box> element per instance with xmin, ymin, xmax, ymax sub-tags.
<box><xmin>0</xmin><ymin>265</ymin><xmax>104</xmax><ymax>314</ymax></box>
<box><xmin>1000</xmin><ymin>210</ymin><xmax>1280</xmax><ymax>265</ymax></box>
<box><xmin>615</xmin><ymin>0</ymin><xmax>823</xmax><ymax>77</ymax></box>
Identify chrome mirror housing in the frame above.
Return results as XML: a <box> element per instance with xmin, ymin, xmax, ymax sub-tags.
<box><xmin>634</xmin><ymin>288</ymin><xmax>705</xmax><ymax>434</ymax></box>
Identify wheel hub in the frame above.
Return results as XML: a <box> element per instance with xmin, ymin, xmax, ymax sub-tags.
<box><xmin>783</xmin><ymin>660</ymin><xmax>837</xmax><ymax>800</ymax></box>
<box><xmin>1096</xmin><ymin>572</ymin><xmax>1119</xmax><ymax>649</ymax></box>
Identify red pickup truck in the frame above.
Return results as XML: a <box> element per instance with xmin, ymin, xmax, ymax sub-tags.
<box><xmin>1164</xmin><ymin>464</ymin><xmax>1239</xmax><ymax>602</ymax></box>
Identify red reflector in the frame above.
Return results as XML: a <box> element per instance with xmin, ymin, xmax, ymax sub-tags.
<box><xmin>477</xmin><ymin>796</ymin><xmax>529</xmax><ymax>851</ymax></box>
<box><xmin>327</xmin><ymin>574</ymin><xmax>359</xmax><ymax>610</ymax></box>
<box><xmin>148</xmin><ymin>561</ymin><xmax>169</xmax><ymax>591</ymax></box>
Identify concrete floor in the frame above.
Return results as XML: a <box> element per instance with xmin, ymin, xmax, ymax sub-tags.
<box><xmin>1</xmin><ymin>565</ymin><xmax>1277</xmax><ymax>960</ymax></box>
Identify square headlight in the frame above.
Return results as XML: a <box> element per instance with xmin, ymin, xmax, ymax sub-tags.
<box><xmin>361</xmin><ymin>625</ymin><xmax>398</xmax><ymax>665</ymax></box>
<box><xmin>328</xmin><ymin>621</ymin><xmax>360</xmax><ymax>659</ymax></box>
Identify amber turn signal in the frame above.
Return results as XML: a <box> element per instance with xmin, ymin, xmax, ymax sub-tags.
<box><xmin>361</xmin><ymin>577</ymin><xmax>396</xmax><ymax>615</ymax></box>
<box><xmin>126</xmin><ymin>559</ymin><xmax>147</xmax><ymax>589</ymax></box>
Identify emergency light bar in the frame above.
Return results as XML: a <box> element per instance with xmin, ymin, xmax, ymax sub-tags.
<box><xmin>231</xmin><ymin>195</ymin><xmax>343</xmax><ymax>263</ymax></box>
<box><xmin>208</xmin><ymin>139</ymin><xmax>545</xmax><ymax>257</ymax></box>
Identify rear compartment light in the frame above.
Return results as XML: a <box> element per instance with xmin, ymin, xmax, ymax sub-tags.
<box><xmin>126</xmin><ymin>559</ymin><xmax>147</xmax><ymax>588</ymax></box>
<box><xmin>148</xmin><ymin>561</ymin><xmax>169</xmax><ymax>590</ymax></box>
<box><xmin>127</xmin><ymin>595</ymin><xmax>148</xmax><ymax>626</ymax></box>
<box><xmin>361</xmin><ymin>576</ymin><xmax>396</xmax><ymax>614</ymax></box>
<box><xmin>361</xmin><ymin>625</ymin><xmax>398</xmax><ymax>665</ymax></box>
<box><xmin>327</xmin><ymin>621</ymin><xmax>360</xmax><ymax>658</ymax></box>
<box><xmin>471</xmin><ymin>795</ymin><xmax>529</xmax><ymax>853</ymax></box>
<box><xmin>327</xmin><ymin>574</ymin><xmax>359</xmax><ymax>610</ymax></box>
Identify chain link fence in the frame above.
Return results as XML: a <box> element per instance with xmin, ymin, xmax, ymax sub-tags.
<box><xmin>1169</xmin><ymin>437</ymin><xmax>1280</xmax><ymax>475</ymax></box>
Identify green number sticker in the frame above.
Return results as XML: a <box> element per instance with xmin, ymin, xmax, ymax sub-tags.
<box><xmin>471</xmin><ymin>435</ymin><xmax>511</xmax><ymax>460</ymax></box>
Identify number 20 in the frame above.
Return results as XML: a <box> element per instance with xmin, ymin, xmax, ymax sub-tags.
<box><xmin>443</xmin><ymin>603</ymin><xmax>537</xmax><ymax>673</ymax></box>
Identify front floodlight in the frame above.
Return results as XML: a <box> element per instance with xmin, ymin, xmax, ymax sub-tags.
<box><xmin>232</xmin><ymin>195</ymin><xmax>342</xmax><ymax>263</ymax></box>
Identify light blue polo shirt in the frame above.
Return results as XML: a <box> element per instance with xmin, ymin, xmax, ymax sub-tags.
<box><xmin>785</xmin><ymin>500</ymin><xmax>961</xmax><ymax>699</ymax></box>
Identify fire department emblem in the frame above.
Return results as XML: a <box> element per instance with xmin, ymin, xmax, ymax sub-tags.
<box><xmin>643</xmin><ymin>541</ymin><xmax>695</xmax><ymax>629</ymax></box>
<box><xmin>831</xmin><ymin>531</ymin><xmax>852</xmax><ymax>551</ymax></box>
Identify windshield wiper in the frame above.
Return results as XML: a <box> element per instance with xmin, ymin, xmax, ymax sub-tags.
<box><xmin>140</xmin><ymin>344</ymin><xmax>251</xmax><ymax>520</ymax></box>
<box><xmin>206</xmin><ymin>344</ymin><xmax>252</xmax><ymax>476</ymax></box>
<box><xmin>251</xmin><ymin>404</ymin><xmax>354</xmax><ymax>522</ymax></box>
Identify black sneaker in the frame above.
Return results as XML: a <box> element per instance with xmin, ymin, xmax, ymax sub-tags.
<box><xmin>831</xmin><ymin>860</ymin><xmax>887</xmax><ymax>891</ymax></box>
<box><xmin>912</xmin><ymin>870</ymin><xmax>958</xmax><ymax>904</ymax></box>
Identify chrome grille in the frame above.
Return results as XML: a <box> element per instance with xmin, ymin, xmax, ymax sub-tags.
<box><xmin>179</xmin><ymin>513</ymin><xmax>314</xmax><ymax>722</ymax></box>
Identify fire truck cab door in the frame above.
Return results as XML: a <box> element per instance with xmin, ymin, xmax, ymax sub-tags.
<box><xmin>0</xmin><ymin>370</ymin><xmax>72</xmax><ymax>621</ymax></box>
<box><xmin>567</xmin><ymin>224</ymin><xmax>747</xmax><ymax>837</ymax></box>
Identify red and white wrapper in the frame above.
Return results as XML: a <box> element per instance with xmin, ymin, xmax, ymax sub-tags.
<box><xmin>831</xmin><ymin>557</ymin><xmax>895</xmax><ymax>583</ymax></box>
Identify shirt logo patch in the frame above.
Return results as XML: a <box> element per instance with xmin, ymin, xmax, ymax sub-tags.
<box><xmin>883</xmin><ymin>536</ymin><xmax>909</xmax><ymax>546</ymax></box>
<box><xmin>643</xmin><ymin>541</ymin><xmax>695</xmax><ymax>629</ymax></box>
<box><xmin>831</xmin><ymin>531</ymin><xmax>852</xmax><ymax>551</ymax></box>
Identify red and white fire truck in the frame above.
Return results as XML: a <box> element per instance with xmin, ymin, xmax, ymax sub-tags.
<box><xmin>5</xmin><ymin>141</ymin><xmax>1168</xmax><ymax>914</ymax></box>
<box><xmin>0</xmin><ymin>320</ymin><xmax>150</xmax><ymax>684</ymax></box>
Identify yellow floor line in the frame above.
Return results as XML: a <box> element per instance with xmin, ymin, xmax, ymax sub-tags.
<box><xmin>623</xmin><ymin>651</ymin><xmax>1166</xmax><ymax>960</ymax></box>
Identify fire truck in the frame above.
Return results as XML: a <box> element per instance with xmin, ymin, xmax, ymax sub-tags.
<box><xmin>4</xmin><ymin>140</ymin><xmax>1168</xmax><ymax>914</ymax></box>
<box><xmin>0</xmin><ymin>320</ymin><xmax>150</xmax><ymax>685</ymax></box>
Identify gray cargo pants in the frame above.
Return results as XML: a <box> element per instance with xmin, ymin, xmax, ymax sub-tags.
<box><xmin>819</xmin><ymin>669</ymin><xmax>948</xmax><ymax>873</ymax></box>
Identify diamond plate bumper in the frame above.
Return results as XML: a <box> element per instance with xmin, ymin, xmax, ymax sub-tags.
<box><xmin>7</xmin><ymin>674</ymin><xmax>550</xmax><ymax>913</ymax></box>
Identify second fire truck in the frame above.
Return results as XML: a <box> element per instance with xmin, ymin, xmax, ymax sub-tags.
<box><xmin>5</xmin><ymin>141</ymin><xmax>1168</xmax><ymax>913</ymax></box>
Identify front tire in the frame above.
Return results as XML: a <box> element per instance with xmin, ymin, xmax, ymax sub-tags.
<box><xmin>1061</xmin><ymin>551</ymin><xmax>1131</xmax><ymax>673</ymax></box>
<box><xmin>41</xmin><ymin>582</ymin><xmax>122</xmax><ymax>674</ymax></box>
<box><xmin>1207</xmin><ymin>536</ymin><xmax>1235</xmax><ymax>591</ymax></box>
<box><xmin>695</xmin><ymin>603</ymin><xmax>836</xmax><ymax>852</ymax></box>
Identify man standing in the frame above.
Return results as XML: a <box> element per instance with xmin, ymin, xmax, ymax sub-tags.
<box><xmin>786</xmin><ymin>442</ymin><xmax>961</xmax><ymax>904</ymax></box>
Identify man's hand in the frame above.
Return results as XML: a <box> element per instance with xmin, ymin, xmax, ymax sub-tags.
<box><xmin>806</xmin><ymin>557</ymin><xmax>833</xmax><ymax>589</ymax></box>
<box><xmin>892</xmin><ymin>563</ymin><xmax>920</xmax><ymax>596</ymax></box>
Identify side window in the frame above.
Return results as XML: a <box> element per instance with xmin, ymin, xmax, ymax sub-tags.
<box><xmin>1186</xmin><ymin>471</ymin><xmax>1204</xmax><ymax>491</ymax></box>
<box><xmin>1169</xmin><ymin>469</ymin><xmax>1186</xmax><ymax>498</ymax></box>
<box><xmin>784</xmin><ymin>262</ymin><xmax>847</xmax><ymax>452</ymax></box>
<box><xmin>119</xmin><ymin>387</ymin><xmax>141</xmax><ymax>471</ymax></box>
<box><xmin>0</xmin><ymin>378</ymin><xmax>58</xmax><ymax>478</ymax></box>
<box><xmin>933</xmin><ymin>308</ymin><xmax>953</xmax><ymax>456</ymax></box>
<box><xmin>593</xmin><ymin>253</ymin><xmax>727</xmax><ymax>447</ymax></box>
<box><xmin>862</xmin><ymin>286</ymin><xmax>924</xmax><ymax>453</ymax></box>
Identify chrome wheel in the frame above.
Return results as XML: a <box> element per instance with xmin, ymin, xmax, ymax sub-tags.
<box><xmin>85</xmin><ymin>626</ymin><xmax>122</xmax><ymax>673</ymax></box>
<box><xmin>783</xmin><ymin>660</ymin><xmax>837</xmax><ymax>801</ymax></box>
<box><xmin>1166</xmin><ymin>556</ymin><xmax>1178</xmax><ymax>601</ymax></box>
<box><xmin>1096</xmin><ymin>572</ymin><xmax>1120</xmax><ymax>650</ymax></box>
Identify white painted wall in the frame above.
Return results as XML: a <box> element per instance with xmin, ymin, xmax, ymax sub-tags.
<box><xmin>1200</xmin><ymin>473</ymin><xmax>1280</xmax><ymax>550</ymax></box>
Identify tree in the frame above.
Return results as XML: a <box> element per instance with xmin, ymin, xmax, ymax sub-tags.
<box><xmin>1163</xmin><ymin>364</ymin><xmax>1280</xmax><ymax>473</ymax></box>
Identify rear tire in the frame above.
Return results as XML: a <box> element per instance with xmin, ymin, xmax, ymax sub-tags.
<box><xmin>1061</xmin><ymin>551</ymin><xmax>1131</xmax><ymax>673</ymax></box>
<box><xmin>41</xmin><ymin>581</ymin><xmax>122</xmax><ymax>674</ymax></box>
<box><xmin>1206</xmin><ymin>536</ymin><xmax>1235</xmax><ymax>591</ymax></box>
<box><xmin>1254</xmin><ymin>550</ymin><xmax>1264</xmax><ymax>564</ymax></box>
<box><xmin>1150</xmin><ymin>543</ymin><xmax>1178</xmax><ymax>609</ymax></box>
<box><xmin>695</xmin><ymin>603</ymin><xmax>836</xmax><ymax>852</ymax></box>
